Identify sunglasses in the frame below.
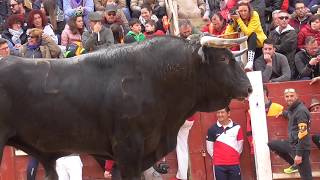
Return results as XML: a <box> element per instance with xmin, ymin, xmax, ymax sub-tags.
<box><xmin>279</xmin><ymin>16</ymin><xmax>289</xmax><ymax>20</ymax></box>
<box><xmin>284</xmin><ymin>88</ymin><xmax>296</xmax><ymax>94</ymax></box>
<box><xmin>10</xmin><ymin>3</ymin><xmax>17</xmax><ymax>7</ymax></box>
<box><xmin>107</xmin><ymin>13</ymin><xmax>116</xmax><ymax>16</ymax></box>
<box><xmin>27</xmin><ymin>35</ymin><xmax>37</xmax><ymax>39</ymax></box>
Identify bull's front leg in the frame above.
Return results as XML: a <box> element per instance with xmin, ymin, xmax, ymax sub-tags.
<box><xmin>113</xmin><ymin>131</ymin><xmax>144</xmax><ymax>180</ymax></box>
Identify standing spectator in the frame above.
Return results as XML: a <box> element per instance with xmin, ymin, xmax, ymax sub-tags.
<box><xmin>15</xmin><ymin>28</ymin><xmax>61</xmax><ymax>58</ymax></box>
<box><xmin>63</xmin><ymin>0</ymin><xmax>94</xmax><ymax>28</ymax></box>
<box><xmin>0</xmin><ymin>38</ymin><xmax>11</xmax><ymax>57</ymax></box>
<box><xmin>206</xmin><ymin>106</ymin><xmax>243</xmax><ymax>180</ymax></box>
<box><xmin>27</xmin><ymin>10</ymin><xmax>58</xmax><ymax>44</ymax></box>
<box><xmin>178</xmin><ymin>19</ymin><xmax>201</xmax><ymax>39</ymax></box>
<box><xmin>289</xmin><ymin>0</ymin><xmax>311</xmax><ymax>33</ymax></box>
<box><xmin>172</xmin><ymin>115</ymin><xmax>197</xmax><ymax>180</ymax></box>
<box><xmin>130</xmin><ymin>0</ymin><xmax>166</xmax><ymax>19</ymax></box>
<box><xmin>225</xmin><ymin>1</ymin><xmax>267</xmax><ymax>71</ymax></box>
<box><xmin>202</xmin><ymin>0</ymin><xmax>237</xmax><ymax>20</ymax></box>
<box><xmin>297</xmin><ymin>14</ymin><xmax>320</xmax><ymax>49</ymax></box>
<box><xmin>143</xmin><ymin>19</ymin><xmax>164</xmax><ymax>38</ymax></box>
<box><xmin>201</xmin><ymin>12</ymin><xmax>226</xmax><ymax>36</ymax></box>
<box><xmin>254</xmin><ymin>38</ymin><xmax>291</xmax><ymax>82</ymax></box>
<box><xmin>269</xmin><ymin>10</ymin><xmax>298</xmax><ymax>79</ymax></box>
<box><xmin>103</xmin><ymin>4</ymin><xmax>129</xmax><ymax>33</ymax></box>
<box><xmin>139</xmin><ymin>4</ymin><xmax>164</xmax><ymax>33</ymax></box>
<box><xmin>82</xmin><ymin>12</ymin><xmax>114</xmax><ymax>51</ymax></box>
<box><xmin>124</xmin><ymin>18</ymin><xmax>145</xmax><ymax>43</ymax></box>
<box><xmin>61</xmin><ymin>15</ymin><xmax>86</xmax><ymax>57</ymax></box>
<box><xmin>56</xmin><ymin>155</ymin><xmax>83</xmax><ymax>180</ymax></box>
<box><xmin>268</xmin><ymin>88</ymin><xmax>312</xmax><ymax>178</ymax></box>
<box><xmin>2</xmin><ymin>14</ymin><xmax>27</xmax><ymax>49</ymax></box>
<box><xmin>295</xmin><ymin>36</ymin><xmax>320</xmax><ymax>80</ymax></box>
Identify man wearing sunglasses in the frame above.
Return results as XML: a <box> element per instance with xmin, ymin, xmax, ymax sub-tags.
<box><xmin>270</xmin><ymin>10</ymin><xmax>298</xmax><ymax>79</ymax></box>
<box><xmin>268</xmin><ymin>88</ymin><xmax>312</xmax><ymax>179</ymax></box>
<box><xmin>0</xmin><ymin>38</ymin><xmax>10</xmax><ymax>58</ymax></box>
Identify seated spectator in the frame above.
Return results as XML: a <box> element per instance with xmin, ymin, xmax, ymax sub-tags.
<box><xmin>82</xmin><ymin>12</ymin><xmax>114</xmax><ymax>51</ymax></box>
<box><xmin>94</xmin><ymin>0</ymin><xmax>130</xmax><ymax>21</ymax></box>
<box><xmin>130</xmin><ymin>0</ymin><xmax>166</xmax><ymax>19</ymax></box>
<box><xmin>124</xmin><ymin>18</ymin><xmax>145</xmax><ymax>43</ymax></box>
<box><xmin>63</xmin><ymin>0</ymin><xmax>94</xmax><ymax>28</ymax></box>
<box><xmin>309</xmin><ymin>97</ymin><xmax>320</xmax><ymax>112</ymax></box>
<box><xmin>103</xmin><ymin>4</ymin><xmax>130</xmax><ymax>33</ymax></box>
<box><xmin>201</xmin><ymin>12</ymin><xmax>226</xmax><ymax>36</ymax></box>
<box><xmin>0</xmin><ymin>38</ymin><xmax>10</xmax><ymax>57</ymax></box>
<box><xmin>267</xmin><ymin>10</ymin><xmax>281</xmax><ymax>35</ymax></box>
<box><xmin>27</xmin><ymin>9</ymin><xmax>58</xmax><ymax>44</ymax></box>
<box><xmin>110</xmin><ymin>24</ymin><xmax>124</xmax><ymax>43</ymax></box>
<box><xmin>297</xmin><ymin>14</ymin><xmax>320</xmax><ymax>49</ymax></box>
<box><xmin>1</xmin><ymin>14</ymin><xmax>27</xmax><ymax>50</ymax></box>
<box><xmin>9</xmin><ymin>0</ymin><xmax>30</xmax><ymax>29</ymax></box>
<box><xmin>289</xmin><ymin>0</ymin><xmax>311</xmax><ymax>33</ymax></box>
<box><xmin>225</xmin><ymin>2</ymin><xmax>267</xmax><ymax>71</ymax></box>
<box><xmin>295</xmin><ymin>36</ymin><xmax>320</xmax><ymax>80</ymax></box>
<box><xmin>254</xmin><ymin>38</ymin><xmax>291</xmax><ymax>82</ymax></box>
<box><xmin>139</xmin><ymin>4</ymin><xmax>165</xmax><ymax>33</ymax></box>
<box><xmin>265</xmin><ymin>0</ymin><xmax>283</xmax><ymax>26</ymax></box>
<box><xmin>178</xmin><ymin>19</ymin><xmax>201</xmax><ymax>39</ymax></box>
<box><xmin>202</xmin><ymin>0</ymin><xmax>237</xmax><ymax>20</ymax></box>
<box><xmin>246</xmin><ymin>0</ymin><xmax>267</xmax><ymax>32</ymax></box>
<box><xmin>143</xmin><ymin>19</ymin><xmax>165</xmax><ymax>38</ymax></box>
<box><xmin>15</xmin><ymin>28</ymin><xmax>61</xmax><ymax>58</ymax></box>
<box><xmin>40</xmin><ymin>0</ymin><xmax>66</xmax><ymax>42</ymax></box>
<box><xmin>270</xmin><ymin>10</ymin><xmax>297</xmax><ymax>79</ymax></box>
<box><xmin>61</xmin><ymin>15</ymin><xmax>86</xmax><ymax>57</ymax></box>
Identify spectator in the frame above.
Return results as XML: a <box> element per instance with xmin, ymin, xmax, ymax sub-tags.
<box><xmin>139</xmin><ymin>4</ymin><xmax>164</xmax><ymax>33</ymax></box>
<box><xmin>247</xmin><ymin>0</ymin><xmax>267</xmax><ymax>33</ymax></box>
<box><xmin>202</xmin><ymin>0</ymin><xmax>237</xmax><ymax>20</ymax></box>
<box><xmin>267</xmin><ymin>10</ymin><xmax>281</xmax><ymax>35</ymax></box>
<box><xmin>63</xmin><ymin>0</ymin><xmax>94</xmax><ymax>28</ymax></box>
<box><xmin>110</xmin><ymin>23</ymin><xmax>125</xmax><ymax>43</ymax></box>
<box><xmin>15</xmin><ymin>28</ymin><xmax>61</xmax><ymax>58</ymax></box>
<box><xmin>295</xmin><ymin>36</ymin><xmax>320</xmax><ymax>80</ymax></box>
<box><xmin>9</xmin><ymin>0</ymin><xmax>30</xmax><ymax>30</ymax></box>
<box><xmin>61</xmin><ymin>15</ymin><xmax>86</xmax><ymax>57</ymax></box>
<box><xmin>130</xmin><ymin>0</ymin><xmax>166</xmax><ymax>19</ymax></box>
<box><xmin>309</xmin><ymin>97</ymin><xmax>320</xmax><ymax>112</ymax></box>
<box><xmin>0</xmin><ymin>38</ymin><xmax>10</xmax><ymax>57</ymax></box>
<box><xmin>254</xmin><ymin>38</ymin><xmax>291</xmax><ymax>82</ymax></box>
<box><xmin>103</xmin><ymin>4</ymin><xmax>129</xmax><ymax>33</ymax></box>
<box><xmin>82</xmin><ymin>12</ymin><xmax>114</xmax><ymax>51</ymax></box>
<box><xmin>94</xmin><ymin>0</ymin><xmax>130</xmax><ymax>21</ymax></box>
<box><xmin>268</xmin><ymin>88</ymin><xmax>312</xmax><ymax>178</ymax></box>
<box><xmin>143</xmin><ymin>19</ymin><xmax>164</xmax><ymax>38</ymax></box>
<box><xmin>206</xmin><ymin>106</ymin><xmax>243</xmax><ymax>180</ymax></box>
<box><xmin>27</xmin><ymin>10</ymin><xmax>58</xmax><ymax>44</ymax></box>
<box><xmin>124</xmin><ymin>18</ymin><xmax>145</xmax><ymax>43</ymax></box>
<box><xmin>2</xmin><ymin>14</ymin><xmax>27</xmax><ymax>50</ymax></box>
<box><xmin>40</xmin><ymin>0</ymin><xmax>66</xmax><ymax>42</ymax></box>
<box><xmin>178</xmin><ymin>19</ymin><xmax>201</xmax><ymax>39</ymax></box>
<box><xmin>201</xmin><ymin>12</ymin><xmax>226</xmax><ymax>36</ymax></box>
<box><xmin>56</xmin><ymin>155</ymin><xmax>83</xmax><ymax>180</ymax></box>
<box><xmin>265</xmin><ymin>0</ymin><xmax>284</xmax><ymax>25</ymax></box>
<box><xmin>225</xmin><ymin>1</ymin><xmax>267</xmax><ymax>71</ymax></box>
<box><xmin>172</xmin><ymin>115</ymin><xmax>197</xmax><ymax>180</ymax></box>
<box><xmin>61</xmin><ymin>15</ymin><xmax>85</xmax><ymax>46</ymax></box>
<box><xmin>0</xmin><ymin>0</ymin><xmax>9</xmax><ymax>33</ymax></box>
<box><xmin>269</xmin><ymin>10</ymin><xmax>298</xmax><ymax>79</ymax></box>
<box><xmin>297</xmin><ymin>14</ymin><xmax>320</xmax><ymax>49</ymax></box>
<box><xmin>289</xmin><ymin>0</ymin><xmax>311</xmax><ymax>33</ymax></box>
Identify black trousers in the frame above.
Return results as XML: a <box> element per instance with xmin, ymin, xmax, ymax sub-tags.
<box><xmin>268</xmin><ymin>140</ymin><xmax>312</xmax><ymax>180</ymax></box>
<box><xmin>214</xmin><ymin>165</ymin><xmax>241</xmax><ymax>180</ymax></box>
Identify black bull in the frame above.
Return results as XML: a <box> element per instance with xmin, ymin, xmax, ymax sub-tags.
<box><xmin>0</xmin><ymin>36</ymin><xmax>251</xmax><ymax>179</ymax></box>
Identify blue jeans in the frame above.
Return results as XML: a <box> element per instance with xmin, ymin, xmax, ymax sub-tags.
<box><xmin>27</xmin><ymin>157</ymin><xmax>39</xmax><ymax>180</ymax></box>
<box><xmin>214</xmin><ymin>165</ymin><xmax>241</xmax><ymax>180</ymax></box>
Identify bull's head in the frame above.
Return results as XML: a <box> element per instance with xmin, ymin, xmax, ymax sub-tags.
<box><xmin>195</xmin><ymin>35</ymin><xmax>252</xmax><ymax>112</ymax></box>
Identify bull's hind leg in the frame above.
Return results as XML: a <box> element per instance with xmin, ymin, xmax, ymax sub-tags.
<box><xmin>113</xmin><ymin>131</ymin><xmax>144</xmax><ymax>180</ymax></box>
<box><xmin>42</xmin><ymin>157</ymin><xmax>59</xmax><ymax>180</ymax></box>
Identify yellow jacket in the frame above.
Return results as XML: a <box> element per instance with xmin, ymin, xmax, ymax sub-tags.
<box><xmin>225</xmin><ymin>11</ymin><xmax>267</xmax><ymax>48</ymax></box>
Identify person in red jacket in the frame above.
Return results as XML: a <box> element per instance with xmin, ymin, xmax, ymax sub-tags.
<box><xmin>201</xmin><ymin>12</ymin><xmax>226</xmax><ymax>36</ymax></box>
<box><xmin>143</xmin><ymin>19</ymin><xmax>165</xmax><ymax>38</ymax></box>
<box><xmin>297</xmin><ymin>14</ymin><xmax>320</xmax><ymax>49</ymax></box>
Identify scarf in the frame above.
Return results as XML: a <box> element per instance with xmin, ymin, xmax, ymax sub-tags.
<box><xmin>139</xmin><ymin>15</ymin><xmax>158</xmax><ymax>26</ymax></box>
<box><xmin>27</xmin><ymin>42</ymin><xmax>41</xmax><ymax>50</ymax></box>
<box><xmin>8</xmin><ymin>28</ymin><xmax>24</xmax><ymax>45</ymax></box>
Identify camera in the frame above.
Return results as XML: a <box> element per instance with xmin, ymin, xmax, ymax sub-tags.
<box><xmin>153</xmin><ymin>162</ymin><xmax>169</xmax><ymax>174</ymax></box>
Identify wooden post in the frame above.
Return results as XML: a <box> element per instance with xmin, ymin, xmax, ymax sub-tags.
<box><xmin>247</xmin><ymin>71</ymin><xmax>273</xmax><ymax>180</ymax></box>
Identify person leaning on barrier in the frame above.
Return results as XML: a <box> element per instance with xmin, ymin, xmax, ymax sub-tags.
<box><xmin>268</xmin><ymin>88</ymin><xmax>312</xmax><ymax>179</ymax></box>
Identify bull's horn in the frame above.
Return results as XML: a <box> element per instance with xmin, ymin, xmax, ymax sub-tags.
<box><xmin>232</xmin><ymin>48</ymin><xmax>248</xmax><ymax>57</ymax></box>
<box><xmin>200</xmin><ymin>36</ymin><xmax>248</xmax><ymax>47</ymax></box>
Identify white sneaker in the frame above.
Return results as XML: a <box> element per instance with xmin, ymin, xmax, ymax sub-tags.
<box><xmin>244</xmin><ymin>61</ymin><xmax>253</xmax><ymax>71</ymax></box>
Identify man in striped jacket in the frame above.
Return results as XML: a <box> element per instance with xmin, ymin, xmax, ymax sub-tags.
<box><xmin>206</xmin><ymin>106</ymin><xmax>243</xmax><ymax>180</ymax></box>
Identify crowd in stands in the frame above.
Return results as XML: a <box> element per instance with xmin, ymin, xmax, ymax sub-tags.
<box><xmin>0</xmin><ymin>0</ymin><xmax>320</xmax><ymax>179</ymax></box>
